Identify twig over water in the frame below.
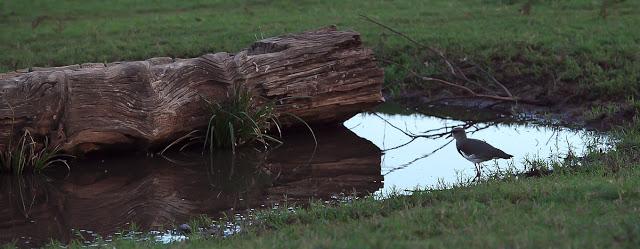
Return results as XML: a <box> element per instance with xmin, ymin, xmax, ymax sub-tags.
<box><xmin>360</xmin><ymin>14</ymin><xmax>525</xmax><ymax>103</ymax></box>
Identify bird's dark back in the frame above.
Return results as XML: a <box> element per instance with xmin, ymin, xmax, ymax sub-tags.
<box><xmin>457</xmin><ymin>138</ymin><xmax>513</xmax><ymax>160</ymax></box>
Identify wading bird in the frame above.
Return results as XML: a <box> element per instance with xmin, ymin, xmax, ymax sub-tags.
<box><xmin>449</xmin><ymin>127</ymin><xmax>513</xmax><ymax>180</ymax></box>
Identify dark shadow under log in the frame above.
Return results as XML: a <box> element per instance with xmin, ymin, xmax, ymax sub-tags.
<box><xmin>0</xmin><ymin>126</ymin><xmax>382</xmax><ymax>246</ymax></box>
<box><xmin>0</xmin><ymin>26</ymin><xmax>384</xmax><ymax>154</ymax></box>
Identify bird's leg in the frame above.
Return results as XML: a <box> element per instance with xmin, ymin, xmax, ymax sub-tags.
<box><xmin>473</xmin><ymin>163</ymin><xmax>481</xmax><ymax>181</ymax></box>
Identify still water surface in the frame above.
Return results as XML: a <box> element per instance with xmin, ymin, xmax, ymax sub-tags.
<box><xmin>0</xmin><ymin>105</ymin><xmax>608</xmax><ymax>247</ymax></box>
<box><xmin>346</xmin><ymin>110</ymin><xmax>606</xmax><ymax>192</ymax></box>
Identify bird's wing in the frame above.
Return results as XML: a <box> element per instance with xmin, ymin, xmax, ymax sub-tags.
<box><xmin>456</xmin><ymin>147</ymin><xmax>470</xmax><ymax>159</ymax></box>
<box><xmin>456</xmin><ymin>142</ymin><xmax>480</xmax><ymax>160</ymax></box>
<box><xmin>460</xmin><ymin>139</ymin><xmax>506</xmax><ymax>159</ymax></box>
<box><xmin>456</xmin><ymin>143</ymin><xmax>467</xmax><ymax>157</ymax></box>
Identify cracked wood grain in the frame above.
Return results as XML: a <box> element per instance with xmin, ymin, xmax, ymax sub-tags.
<box><xmin>0</xmin><ymin>26</ymin><xmax>384</xmax><ymax>154</ymax></box>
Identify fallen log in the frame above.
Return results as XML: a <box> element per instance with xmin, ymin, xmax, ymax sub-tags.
<box><xmin>0</xmin><ymin>26</ymin><xmax>384</xmax><ymax>154</ymax></box>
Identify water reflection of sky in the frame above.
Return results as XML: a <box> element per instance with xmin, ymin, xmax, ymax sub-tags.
<box><xmin>345</xmin><ymin>112</ymin><xmax>608</xmax><ymax>193</ymax></box>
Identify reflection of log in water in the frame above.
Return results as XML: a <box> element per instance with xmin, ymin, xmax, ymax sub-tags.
<box><xmin>0</xmin><ymin>126</ymin><xmax>382</xmax><ymax>247</ymax></box>
<box><xmin>266</xmin><ymin>127</ymin><xmax>383</xmax><ymax>199</ymax></box>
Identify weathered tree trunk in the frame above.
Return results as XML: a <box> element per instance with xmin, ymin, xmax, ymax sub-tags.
<box><xmin>0</xmin><ymin>26</ymin><xmax>384</xmax><ymax>154</ymax></box>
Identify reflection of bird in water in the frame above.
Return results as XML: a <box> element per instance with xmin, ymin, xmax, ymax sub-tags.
<box><xmin>449</xmin><ymin>128</ymin><xmax>513</xmax><ymax>180</ymax></box>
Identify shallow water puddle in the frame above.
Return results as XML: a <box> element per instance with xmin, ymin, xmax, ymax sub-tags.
<box><xmin>0</xmin><ymin>104</ymin><xmax>609</xmax><ymax>247</ymax></box>
<box><xmin>345</xmin><ymin>109</ymin><xmax>609</xmax><ymax>193</ymax></box>
<box><xmin>0</xmin><ymin>126</ymin><xmax>382</xmax><ymax>247</ymax></box>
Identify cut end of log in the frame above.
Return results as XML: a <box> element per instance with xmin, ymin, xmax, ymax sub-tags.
<box><xmin>0</xmin><ymin>26</ymin><xmax>384</xmax><ymax>154</ymax></box>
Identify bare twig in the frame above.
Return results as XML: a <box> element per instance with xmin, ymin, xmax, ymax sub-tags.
<box><xmin>383</xmin><ymin>140</ymin><xmax>453</xmax><ymax>176</ymax></box>
<box><xmin>451</xmin><ymin>63</ymin><xmax>494</xmax><ymax>93</ymax></box>
<box><xmin>467</xmin><ymin>60</ymin><xmax>514</xmax><ymax>98</ymax></box>
<box><xmin>380</xmin><ymin>121</ymin><xmax>500</xmax><ymax>176</ymax></box>
<box><xmin>359</xmin><ymin>14</ymin><xmax>457</xmax><ymax>75</ymax></box>
<box><xmin>362</xmin><ymin>15</ymin><xmax>488</xmax><ymax>90</ymax></box>
<box><xmin>362</xmin><ymin>15</ymin><xmax>522</xmax><ymax>103</ymax></box>
<box><xmin>382</xmin><ymin>58</ymin><xmax>519</xmax><ymax>102</ymax></box>
<box><xmin>382</xmin><ymin>137</ymin><xmax>418</xmax><ymax>152</ymax></box>
<box><xmin>420</xmin><ymin>76</ymin><xmax>518</xmax><ymax>102</ymax></box>
<box><xmin>373</xmin><ymin>113</ymin><xmax>450</xmax><ymax>139</ymax></box>
<box><xmin>373</xmin><ymin>113</ymin><xmax>503</xmax><ymax>152</ymax></box>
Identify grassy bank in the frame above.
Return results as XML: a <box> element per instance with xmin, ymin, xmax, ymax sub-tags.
<box><xmin>2</xmin><ymin>0</ymin><xmax>639</xmax><ymax>105</ymax></box>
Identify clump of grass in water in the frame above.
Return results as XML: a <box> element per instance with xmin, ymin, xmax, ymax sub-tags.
<box><xmin>0</xmin><ymin>130</ymin><xmax>71</xmax><ymax>175</ymax></box>
<box><xmin>203</xmin><ymin>83</ymin><xmax>284</xmax><ymax>153</ymax></box>
<box><xmin>161</xmin><ymin>83</ymin><xmax>316</xmax><ymax>155</ymax></box>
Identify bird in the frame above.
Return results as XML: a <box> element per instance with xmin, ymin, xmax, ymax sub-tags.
<box><xmin>448</xmin><ymin>127</ymin><xmax>513</xmax><ymax>180</ymax></box>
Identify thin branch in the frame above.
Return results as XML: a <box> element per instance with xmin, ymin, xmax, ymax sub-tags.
<box><xmin>383</xmin><ymin>140</ymin><xmax>453</xmax><ymax>176</ymax></box>
<box><xmin>467</xmin><ymin>60</ymin><xmax>514</xmax><ymax>98</ymax></box>
<box><xmin>362</xmin><ymin>15</ymin><xmax>523</xmax><ymax>103</ymax></box>
<box><xmin>373</xmin><ymin>113</ymin><xmax>417</xmax><ymax>137</ymax></box>
<box><xmin>373</xmin><ymin>113</ymin><xmax>452</xmax><ymax>139</ymax></box>
<box><xmin>420</xmin><ymin>76</ymin><xmax>518</xmax><ymax>102</ymax></box>
<box><xmin>382</xmin><ymin>137</ymin><xmax>417</xmax><ymax>152</ymax></box>
<box><xmin>359</xmin><ymin>14</ymin><xmax>457</xmax><ymax>75</ymax></box>
<box><xmin>382</xmin><ymin>58</ymin><xmax>520</xmax><ymax>102</ymax></box>
<box><xmin>362</xmin><ymin>15</ymin><xmax>492</xmax><ymax>92</ymax></box>
<box><xmin>452</xmin><ymin>63</ymin><xmax>494</xmax><ymax>93</ymax></box>
<box><xmin>373</xmin><ymin>113</ymin><xmax>503</xmax><ymax>153</ymax></box>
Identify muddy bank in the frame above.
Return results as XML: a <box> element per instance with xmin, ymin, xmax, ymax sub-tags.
<box><xmin>376</xmin><ymin>42</ymin><xmax>637</xmax><ymax>131</ymax></box>
<box><xmin>388</xmin><ymin>90</ymin><xmax>637</xmax><ymax>131</ymax></box>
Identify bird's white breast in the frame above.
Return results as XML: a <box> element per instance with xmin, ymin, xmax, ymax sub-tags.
<box><xmin>460</xmin><ymin>151</ymin><xmax>484</xmax><ymax>163</ymax></box>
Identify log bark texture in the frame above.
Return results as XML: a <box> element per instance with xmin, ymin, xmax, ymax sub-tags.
<box><xmin>0</xmin><ymin>26</ymin><xmax>384</xmax><ymax>153</ymax></box>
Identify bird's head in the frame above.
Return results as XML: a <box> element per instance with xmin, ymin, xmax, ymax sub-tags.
<box><xmin>448</xmin><ymin>127</ymin><xmax>467</xmax><ymax>140</ymax></box>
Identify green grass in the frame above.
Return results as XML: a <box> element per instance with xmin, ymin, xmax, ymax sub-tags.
<box><xmin>0</xmin><ymin>129</ymin><xmax>70</xmax><ymax>174</ymax></box>
<box><xmin>160</xmin><ymin>83</ymin><xmax>316</xmax><ymax>156</ymax></box>
<box><xmin>222</xmin><ymin>172</ymin><xmax>640</xmax><ymax>249</ymax></box>
<box><xmin>202</xmin><ymin>83</ymin><xmax>281</xmax><ymax>152</ymax></box>
<box><xmin>1</xmin><ymin>0</ymin><xmax>639</xmax><ymax>103</ymax></box>
<box><xmin>584</xmin><ymin>102</ymin><xmax>621</xmax><ymax>120</ymax></box>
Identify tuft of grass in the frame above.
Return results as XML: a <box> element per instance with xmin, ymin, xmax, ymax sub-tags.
<box><xmin>0</xmin><ymin>130</ymin><xmax>71</xmax><ymax>175</ymax></box>
<box><xmin>628</xmin><ymin>96</ymin><xmax>640</xmax><ymax>112</ymax></box>
<box><xmin>0</xmin><ymin>243</ymin><xmax>17</xmax><ymax>249</ymax></box>
<box><xmin>162</xmin><ymin>83</ymin><xmax>317</xmax><ymax>157</ymax></box>
<box><xmin>584</xmin><ymin>103</ymin><xmax>621</xmax><ymax>120</ymax></box>
<box><xmin>203</xmin><ymin>83</ymin><xmax>282</xmax><ymax>154</ymax></box>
